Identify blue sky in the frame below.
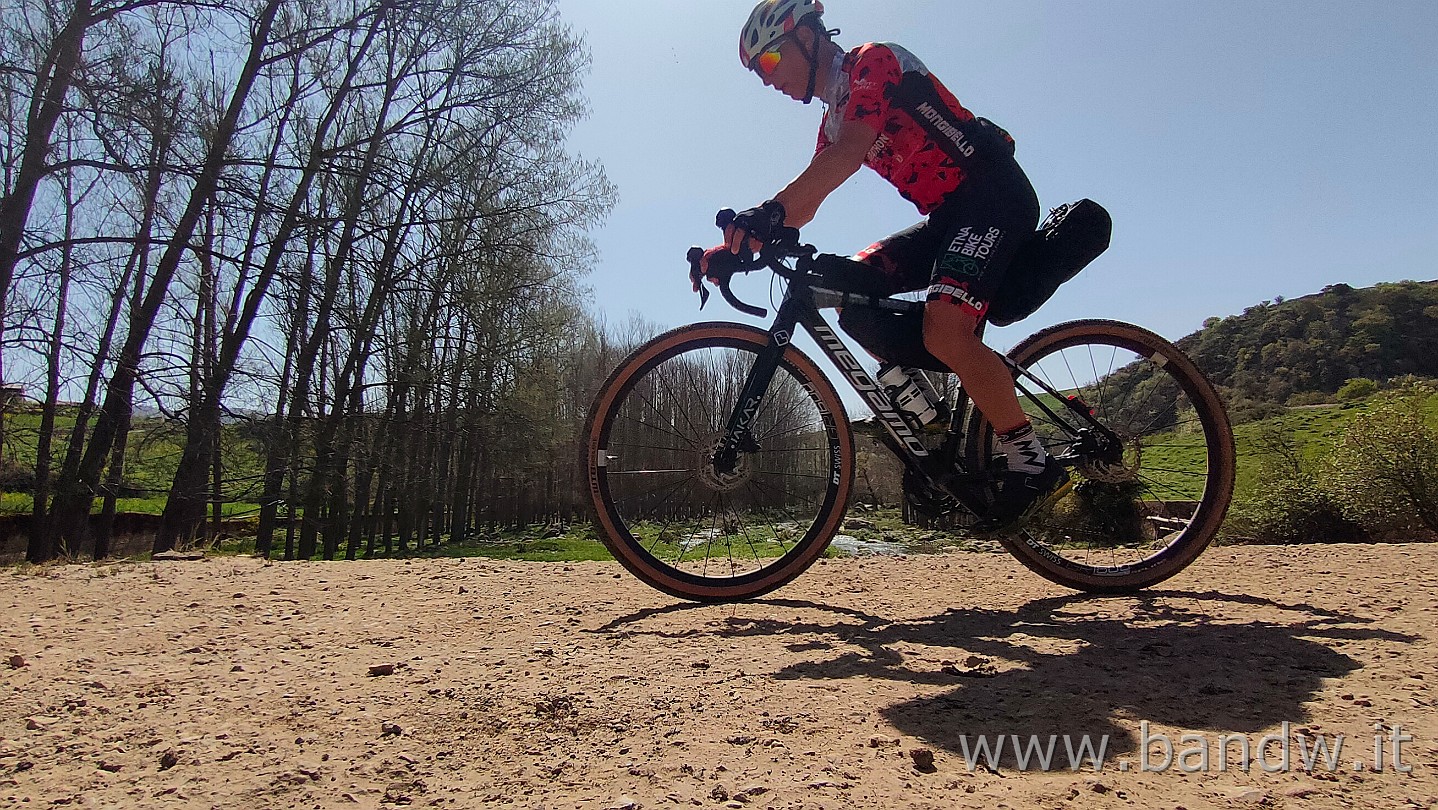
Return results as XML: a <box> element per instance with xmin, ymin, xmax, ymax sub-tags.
<box><xmin>558</xmin><ymin>0</ymin><xmax>1436</xmax><ymax>356</ymax></box>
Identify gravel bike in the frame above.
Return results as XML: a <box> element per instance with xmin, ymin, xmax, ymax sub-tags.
<box><xmin>583</xmin><ymin>214</ymin><xmax>1234</xmax><ymax>602</ymax></box>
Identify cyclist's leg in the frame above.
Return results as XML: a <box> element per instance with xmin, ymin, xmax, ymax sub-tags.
<box><xmin>918</xmin><ymin>163</ymin><xmax>1071</xmax><ymax>529</ymax></box>
<box><xmin>835</xmin><ymin>221</ymin><xmax>940</xmax><ymax>364</ymax></box>
<box><xmin>918</xmin><ymin>159</ymin><xmax>1040</xmax><ymax>438</ymax></box>
<box><xmin>850</xmin><ymin>221</ymin><xmax>939</xmax><ymax>286</ymax></box>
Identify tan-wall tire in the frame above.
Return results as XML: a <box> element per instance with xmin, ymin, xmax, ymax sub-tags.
<box><xmin>583</xmin><ymin>322</ymin><xmax>854</xmax><ymax>602</ymax></box>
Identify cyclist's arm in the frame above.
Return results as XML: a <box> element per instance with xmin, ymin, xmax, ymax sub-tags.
<box><xmin>773</xmin><ymin>121</ymin><xmax>879</xmax><ymax>229</ymax></box>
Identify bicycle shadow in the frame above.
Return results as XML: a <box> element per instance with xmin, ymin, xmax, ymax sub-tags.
<box><xmin>595</xmin><ymin>590</ymin><xmax>1418</xmax><ymax>767</ymax></box>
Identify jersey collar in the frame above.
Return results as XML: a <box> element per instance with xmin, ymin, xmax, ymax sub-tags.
<box><xmin>818</xmin><ymin>50</ymin><xmax>846</xmax><ymax>111</ymax></box>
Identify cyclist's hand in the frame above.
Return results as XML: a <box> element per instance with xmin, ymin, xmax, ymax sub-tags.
<box><xmin>724</xmin><ymin>200</ymin><xmax>786</xmax><ymax>254</ymax></box>
<box><xmin>695</xmin><ymin>245</ymin><xmax>744</xmax><ymax>290</ymax></box>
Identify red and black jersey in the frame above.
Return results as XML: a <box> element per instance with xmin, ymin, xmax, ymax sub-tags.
<box><xmin>817</xmin><ymin>43</ymin><xmax>1015</xmax><ymax>215</ymax></box>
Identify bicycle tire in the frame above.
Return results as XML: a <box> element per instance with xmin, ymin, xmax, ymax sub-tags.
<box><xmin>584</xmin><ymin>322</ymin><xmax>854</xmax><ymax>602</ymax></box>
<box><xmin>965</xmin><ymin>319</ymin><xmax>1235</xmax><ymax>592</ymax></box>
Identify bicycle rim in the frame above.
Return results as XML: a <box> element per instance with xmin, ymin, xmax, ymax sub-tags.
<box><xmin>585</xmin><ymin>323</ymin><xmax>853</xmax><ymax>601</ymax></box>
<box><xmin>969</xmin><ymin>319</ymin><xmax>1235</xmax><ymax>591</ymax></box>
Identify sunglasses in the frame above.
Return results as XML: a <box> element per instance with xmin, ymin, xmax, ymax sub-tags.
<box><xmin>753</xmin><ymin>39</ymin><xmax>786</xmax><ymax>77</ymax></box>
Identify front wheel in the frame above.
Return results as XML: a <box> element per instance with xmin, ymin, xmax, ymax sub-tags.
<box><xmin>966</xmin><ymin>319</ymin><xmax>1236</xmax><ymax>592</ymax></box>
<box><xmin>584</xmin><ymin>322</ymin><xmax>854</xmax><ymax>602</ymax></box>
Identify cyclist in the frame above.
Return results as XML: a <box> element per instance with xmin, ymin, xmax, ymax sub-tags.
<box><xmin>698</xmin><ymin>0</ymin><xmax>1070</xmax><ymax>533</ymax></box>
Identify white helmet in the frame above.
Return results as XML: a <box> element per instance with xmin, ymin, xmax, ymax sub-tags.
<box><xmin>739</xmin><ymin>0</ymin><xmax>825</xmax><ymax>70</ymax></box>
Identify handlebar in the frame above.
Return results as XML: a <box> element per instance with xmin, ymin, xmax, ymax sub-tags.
<box><xmin>687</xmin><ymin>208</ymin><xmax>817</xmax><ymax>318</ymax></box>
<box><xmin>686</xmin><ymin>246</ymin><xmax>769</xmax><ymax>318</ymax></box>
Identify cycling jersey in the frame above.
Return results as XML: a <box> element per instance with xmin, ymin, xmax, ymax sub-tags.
<box><xmin>816</xmin><ymin>42</ymin><xmax>1015</xmax><ymax>215</ymax></box>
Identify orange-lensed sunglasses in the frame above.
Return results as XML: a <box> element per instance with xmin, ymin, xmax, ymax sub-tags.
<box><xmin>753</xmin><ymin>40</ymin><xmax>785</xmax><ymax>77</ymax></box>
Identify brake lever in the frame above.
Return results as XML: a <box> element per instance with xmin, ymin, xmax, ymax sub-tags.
<box><xmin>686</xmin><ymin>246</ymin><xmax>711</xmax><ymax>309</ymax></box>
<box><xmin>685</xmin><ymin>244</ymin><xmax>767</xmax><ymax>318</ymax></box>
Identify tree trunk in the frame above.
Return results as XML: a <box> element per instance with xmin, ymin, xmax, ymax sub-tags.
<box><xmin>0</xmin><ymin>0</ymin><xmax>93</xmax><ymax>335</ymax></box>
<box><xmin>25</xmin><ymin>166</ymin><xmax>78</xmax><ymax>562</ymax></box>
<box><xmin>92</xmin><ymin>421</ymin><xmax>130</xmax><ymax>561</ymax></box>
<box><xmin>157</xmin><ymin>6</ymin><xmax>388</xmax><ymax>550</ymax></box>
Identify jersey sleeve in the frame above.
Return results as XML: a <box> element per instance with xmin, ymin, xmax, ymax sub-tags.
<box><xmin>840</xmin><ymin>43</ymin><xmax>903</xmax><ymax>135</ymax></box>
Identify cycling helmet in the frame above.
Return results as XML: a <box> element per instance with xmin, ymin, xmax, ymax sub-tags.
<box><xmin>739</xmin><ymin>0</ymin><xmax>825</xmax><ymax>70</ymax></box>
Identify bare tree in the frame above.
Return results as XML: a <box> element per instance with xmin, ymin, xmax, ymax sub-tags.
<box><xmin>0</xmin><ymin>0</ymin><xmax>174</xmax><ymax>362</ymax></box>
<box><xmin>156</xmin><ymin>0</ymin><xmax>391</xmax><ymax>552</ymax></box>
<box><xmin>45</xmin><ymin>0</ymin><xmax>286</xmax><ymax>557</ymax></box>
<box><xmin>5</xmin><ymin>0</ymin><xmax>618</xmax><ymax>559</ymax></box>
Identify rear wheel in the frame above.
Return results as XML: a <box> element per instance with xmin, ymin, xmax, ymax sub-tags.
<box><xmin>966</xmin><ymin>319</ymin><xmax>1235</xmax><ymax>592</ymax></box>
<box><xmin>584</xmin><ymin>322</ymin><xmax>854</xmax><ymax>602</ymax></box>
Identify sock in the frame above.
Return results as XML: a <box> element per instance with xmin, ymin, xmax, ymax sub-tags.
<box><xmin>997</xmin><ymin>422</ymin><xmax>1048</xmax><ymax>475</ymax></box>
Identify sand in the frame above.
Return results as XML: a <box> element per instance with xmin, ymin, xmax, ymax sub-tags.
<box><xmin>2</xmin><ymin>544</ymin><xmax>1435</xmax><ymax>809</ymax></box>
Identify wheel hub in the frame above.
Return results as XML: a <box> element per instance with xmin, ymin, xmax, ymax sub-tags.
<box><xmin>1078</xmin><ymin>434</ymin><xmax>1142</xmax><ymax>483</ymax></box>
<box><xmin>697</xmin><ymin>433</ymin><xmax>754</xmax><ymax>492</ymax></box>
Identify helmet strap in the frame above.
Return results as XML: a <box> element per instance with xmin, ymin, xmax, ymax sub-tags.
<box><xmin>796</xmin><ymin>18</ymin><xmax>827</xmax><ymax>104</ymax></box>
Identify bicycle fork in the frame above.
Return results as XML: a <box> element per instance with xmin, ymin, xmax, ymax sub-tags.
<box><xmin>709</xmin><ymin>304</ymin><xmax>805</xmax><ymax>477</ymax></box>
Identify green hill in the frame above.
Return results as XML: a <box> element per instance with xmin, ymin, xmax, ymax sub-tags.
<box><xmin>0</xmin><ymin>406</ymin><xmax>265</xmax><ymax>516</ymax></box>
<box><xmin>1180</xmin><ymin>279</ymin><xmax>1438</xmax><ymax>406</ymax></box>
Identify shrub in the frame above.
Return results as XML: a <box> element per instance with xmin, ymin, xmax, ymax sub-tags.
<box><xmin>1220</xmin><ymin>387</ymin><xmax>1286</xmax><ymax>426</ymax></box>
<box><xmin>1336</xmin><ymin>377</ymin><xmax>1379</xmax><ymax>403</ymax></box>
<box><xmin>1225</xmin><ymin>473</ymin><xmax>1367</xmax><ymax>544</ymax></box>
<box><xmin>1324</xmin><ymin>384</ymin><xmax>1438</xmax><ymax>533</ymax></box>
<box><xmin>1224</xmin><ymin>422</ymin><xmax>1367</xmax><ymax>544</ymax></box>
<box><xmin>1285</xmin><ymin>391</ymin><xmax>1329</xmax><ymax>407</ymax></box>
<box><xmin>1045</xmin><ymin>480</ymin><xmax>1148</xmax><ymax>546</ymax></box>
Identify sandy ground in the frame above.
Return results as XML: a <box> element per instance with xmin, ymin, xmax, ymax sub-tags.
<box><xmin>2</xmin><ymin>544</ymin><xmax>1436</xmax><ymax>810</ymax></box>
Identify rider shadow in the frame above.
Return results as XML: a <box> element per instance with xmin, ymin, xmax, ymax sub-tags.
<box><xmin>586</xmin><ymin>598</ymin><xmax>892</xmax><ymax>640</ymax></box>
<box><xmin>765</xmin><ymin>591</ymin><xmax>1417</xmax><ymax>767</ymax></box>
<box><xmin>595</xmin><ymin>591</ymin><xmax>1416</xmax><ymax>769</ymax></box>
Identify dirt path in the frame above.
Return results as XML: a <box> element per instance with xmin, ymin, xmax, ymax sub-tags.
<box><xmin>2</xmin><ymin>544</ymin><xmax>1435</xmax><ymax>809</ymax></box>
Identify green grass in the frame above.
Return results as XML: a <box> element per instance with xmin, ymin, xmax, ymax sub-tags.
<box><xmin>2</xmin><ymin>404</ymin><xmax>267</xmax><ymax>516</ymax></box>
<box><xmin>402</xmin><ymin>530</ymin><xmax>616</xmax><ymax>562</ymax></box>
<box><xmin>1</xmin><ymin>492</ymin><xmax>260</xmax><ymax>517</ymax></box>
<box><xmin>384</xmin><ymin>509</ymin><xmax>982</xmax><ymax>563</ymax></box>
<box><xmin>1019</xmin><ymin>385</ymin><xmax>1438</xmax><ymax>506</ymax></box>
<box><xmin>1230</xmin><ymin>392</ymin><xmax>1438</xmax><ymax>502</ymax></box>
<box><xmin>9</xmin><ymin>392</ymin><xmax>1434</xmax><ymax>558</ymax></box>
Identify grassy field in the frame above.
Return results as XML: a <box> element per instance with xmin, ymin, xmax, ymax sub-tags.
<box><xmin>0</xmin><ymin>492</ymin><xmax>261</xmax><ymax>517</ymax></box>
<box><xmin>129</xmin><ymin>508</ymin><xmax>986</xmax><ymax>564</ymax></box>
<box><xmin>1</xmin><ymin>406</ymin><xmax>265</xmax><ymax>515</ymax></box>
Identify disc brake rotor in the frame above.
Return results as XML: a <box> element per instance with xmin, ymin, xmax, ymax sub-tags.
<box><xmin>696</xmin><ymin>433</ymin><xmax>754</xmax><ymax>492</ymax></box>
<box><xmin>1078</xmin><ymin>434</ymin><xmax>1142</xmax><ymax>483</ymax></box>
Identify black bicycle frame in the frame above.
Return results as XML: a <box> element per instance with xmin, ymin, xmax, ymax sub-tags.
<box><xmin>710</xmin><ymin>266</ymin><xmax>1120</xmax><ymax>490</ymax></box>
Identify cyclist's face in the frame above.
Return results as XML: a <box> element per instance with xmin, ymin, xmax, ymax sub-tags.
<box><xmin>753</xmin><ymin>31</ymin><xmax>813</xmax><ymax>101</ymax></box>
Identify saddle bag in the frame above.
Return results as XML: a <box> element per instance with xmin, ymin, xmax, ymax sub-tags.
<box><xmin>986</xmin><ymin>199</ymin><xmax>1112</xmax><ymax>327</ymax></box>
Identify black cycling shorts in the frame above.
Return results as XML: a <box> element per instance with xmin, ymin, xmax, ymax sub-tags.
<box><xmin>853</xmin><ymin>156</ymin><xmax>1040</xmax><ymax>320</ymax></box>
